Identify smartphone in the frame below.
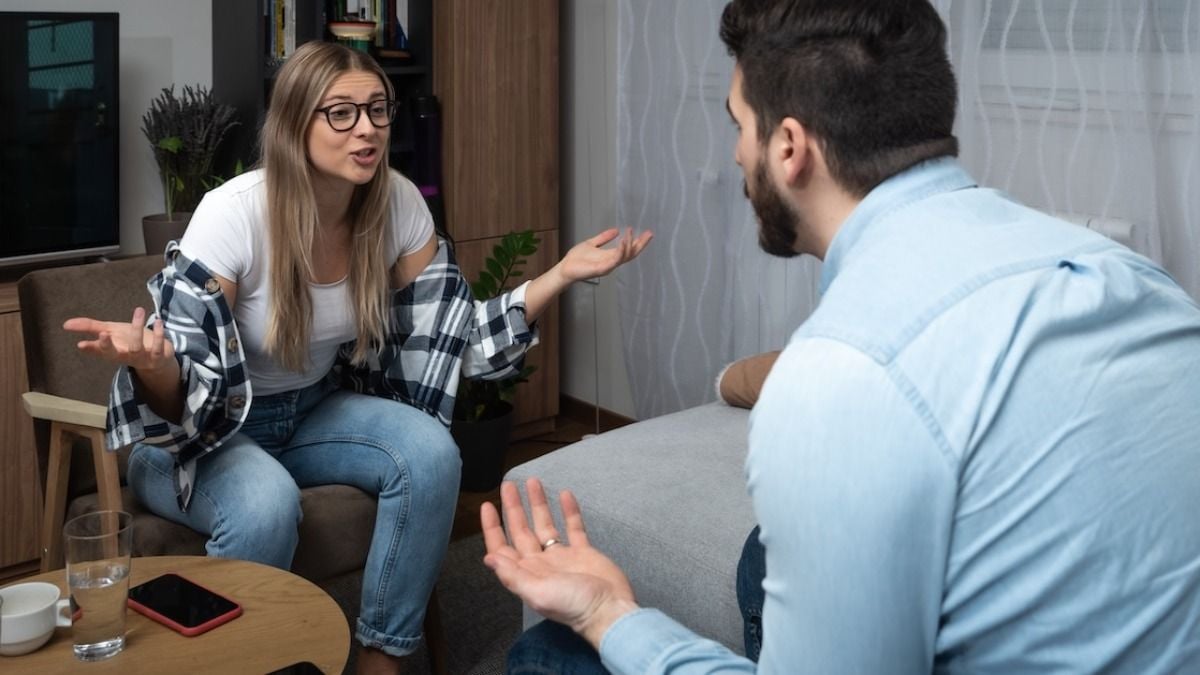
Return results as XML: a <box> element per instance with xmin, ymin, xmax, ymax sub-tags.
<box><xmin>126</xmin><ymin>572</ymin><xmax>243</xmax><ymax>636</ymax></box>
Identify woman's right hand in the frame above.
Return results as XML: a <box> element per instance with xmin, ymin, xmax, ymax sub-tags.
<box><xmin>64</xmin><ymin>307</ymin><xmax>176</xmax><ymax>374</ymax></box>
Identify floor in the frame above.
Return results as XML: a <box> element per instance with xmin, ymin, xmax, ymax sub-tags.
<box><xmin>451</xmin><ymin>415</ymin><xmax>599</xmax><ymax>541</ymax></box>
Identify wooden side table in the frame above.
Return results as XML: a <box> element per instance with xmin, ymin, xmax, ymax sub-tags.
<box><xmin>1</xmin><ymin>555</ymin><xmax>349</xmax><ymax>674</ymax></box>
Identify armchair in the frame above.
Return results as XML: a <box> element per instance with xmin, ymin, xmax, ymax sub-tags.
<box><xmin>18</xmin><ymin>255</ymin><xmax>446</xmax><ymax>673</ymax></box>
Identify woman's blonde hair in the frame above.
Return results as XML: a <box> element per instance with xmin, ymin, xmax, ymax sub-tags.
<box><xmin>260</xmin><ymin>41</ymin><xmax>395</xmax><ymax>371</ymax></box>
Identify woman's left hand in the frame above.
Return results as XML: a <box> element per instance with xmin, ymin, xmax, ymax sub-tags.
<box><xmin>524</xmin><ymin>227</ymin><xmax>653</xmax><ymax>322</ymax></box>
<box><xmin>557</xmin><ymin>227</ymin><xmax>653</xmax><ymax>283</ymax></box>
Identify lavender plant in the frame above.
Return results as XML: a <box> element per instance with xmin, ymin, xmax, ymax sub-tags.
<box><xmin>140</xmin><ymin>85</ymin><xmax>238</xmax><ymax>218</ymax></box>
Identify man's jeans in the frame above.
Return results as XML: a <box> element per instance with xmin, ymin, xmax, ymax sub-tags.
<box><xmin>506</xmin><ymin>526</ymin><xmax>768</xmax><ymax>672</ymax></box>
<box><xmin>128</xmin><ymin>378</ymin><xmax>461</xmax><ymax>656</ymax></box>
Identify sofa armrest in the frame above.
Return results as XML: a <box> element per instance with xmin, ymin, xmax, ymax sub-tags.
<box><xmin>506</xmin><ymin>402</ymin><xmax>755</xmax><ymax>652</ymax></box>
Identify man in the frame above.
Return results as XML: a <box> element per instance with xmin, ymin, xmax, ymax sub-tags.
<box><xmin>482</xmin><ymin>0</ymin><xmax>1200</xmax><ymax>672</ymax></box>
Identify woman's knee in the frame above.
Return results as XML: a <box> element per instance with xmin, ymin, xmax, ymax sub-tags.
<box><xmin>206</xmin><ymin>469</ymin><xmax>301</xmax><ymax>565</ymax></box>
<box><xmin>371</xmin><ymin>407</ymin><xmax>461</xmax><ymax>492</ymax></box>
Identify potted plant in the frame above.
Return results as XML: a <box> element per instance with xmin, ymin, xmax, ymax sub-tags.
<box><xmin>140</xmin><ymin>84</ymin><xmax>238</xmax><ymax>255</ymax></box>
<box><xmin>452</xmin><ymin>229</ymin><xmax>539</xmax><ymax>491</ymax></box>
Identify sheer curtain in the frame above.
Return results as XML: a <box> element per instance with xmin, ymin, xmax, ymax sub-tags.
<box><xmin>615</xmin><ymin>0</ymin><xmax>1200</xmax><ymax>420</ymax></box>
<box><xmin>938</xmin><ymin>0</ymin><xmax>1199</xmax><ymax>292</ymax></box>
<box><xmin>615</xmin><ymin>0</ymin><xmax>821</xmax><ymax>420</ymax></box>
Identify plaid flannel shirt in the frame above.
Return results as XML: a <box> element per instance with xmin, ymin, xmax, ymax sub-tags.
<box><xmin>106</xmin><ymin>239</ymin><xmax>537</xmax><ymax>510</ymax></box>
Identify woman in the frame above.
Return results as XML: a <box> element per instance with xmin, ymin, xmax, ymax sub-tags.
<box><xmin>65</xmin><ymin>41</ymin><xmax>650</xmax><ymax>672</ymax></box>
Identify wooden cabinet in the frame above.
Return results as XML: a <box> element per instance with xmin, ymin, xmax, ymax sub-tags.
<box><xmin>0</xmin><ymin>281</ymin><xmax>41</xmax><ymax>580</ymax></box>
<box><xmin>434</xmin><ymin>0</ymin><xmax>561</xmax><ymax>436</ymax></box>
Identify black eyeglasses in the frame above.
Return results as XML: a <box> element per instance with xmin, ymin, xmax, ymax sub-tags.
<box><xmin>313</xmin><ymin>99</ymin><xmax>397</xmax><ymax>132</ymax></box>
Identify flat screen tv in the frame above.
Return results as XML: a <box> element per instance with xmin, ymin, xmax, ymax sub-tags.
<box><xmin>0</xmin><ymin>11</ymin><xmax>119</xmax><ymax>268</ymax></box>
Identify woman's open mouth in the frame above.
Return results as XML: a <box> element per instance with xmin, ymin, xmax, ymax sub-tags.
<box><xmin>351</xmin><ymin>147</ymin><xmax>378</xmax><ymax>165</ymax></box>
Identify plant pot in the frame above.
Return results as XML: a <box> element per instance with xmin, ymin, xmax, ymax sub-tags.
<box><xmin>142</xmin><ymin>212</ymin><xmax>193</xmax><ymax>257</ymax></box>
<box><xmin>450</xmin><ymin>402</ymin><xmax>514</xmax><ymax>492</ymax></box>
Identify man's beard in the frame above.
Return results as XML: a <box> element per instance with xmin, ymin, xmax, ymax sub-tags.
<box><xmin>745</xmin><ymin>159</ymin><xmax>802</xmax><ymax>258</ymax></box>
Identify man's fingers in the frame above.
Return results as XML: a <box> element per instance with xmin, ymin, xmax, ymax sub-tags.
<box><xmin>131</xmin><ymin>306</ymin><xmax>145</xmax><ymax>329</ymax></box>
<box><xmin>560</xmin><ymin>490</ymin><xmax>590</xmax><ymax>548</ymax></box>
<box><xmin>500</xmin><ymin>481</ymin><xmax>542</xmax><ymax>556</ymax></box>
<box><xmin>480</xmin><ymin>502</ymin><xmax>510</xmax><ymax>555</ymax></box>
<box><xmin>483</xmin><ymin>552</ymin><xmax>532</xmax><ymax>598</ymax></box>
<box><xmin>526</xmin><ymin>478</ymin><xmax>561</xmax><ymax>546</ymax></box>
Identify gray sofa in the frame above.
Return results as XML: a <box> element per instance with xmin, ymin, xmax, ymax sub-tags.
<box><xmin>505</xmin><ymin>402</ymin><xmax>755</xmax><ymax>652</ymax></box>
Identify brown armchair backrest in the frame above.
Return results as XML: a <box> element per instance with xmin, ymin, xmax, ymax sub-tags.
<box><xmin>18</xmin><ymin>255</ymin><xmax>165</xmax><ymax>500</ymax></box>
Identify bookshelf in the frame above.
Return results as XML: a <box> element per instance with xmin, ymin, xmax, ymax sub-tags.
<box><xmin>211</xmin><ymin>0</ymin><xmax>433</xmax><ymax>179</ymax></box>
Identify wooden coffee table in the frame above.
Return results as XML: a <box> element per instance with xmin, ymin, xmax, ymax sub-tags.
<box><xmin>5</xmin><ymin>555</ymin><xmax>349</xmax><ymax>674</ymax></box>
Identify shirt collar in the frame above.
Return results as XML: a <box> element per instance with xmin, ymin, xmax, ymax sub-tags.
<box><xmin>818</xmin><ymin>157</ymin><xmax>977</xmax><ymax>295</ymax></box>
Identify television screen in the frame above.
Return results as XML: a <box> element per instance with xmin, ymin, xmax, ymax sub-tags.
<box><xmin>0</xmin><ymin>12</ymin><xmax>119</xmax><ymax>267</ymax></box>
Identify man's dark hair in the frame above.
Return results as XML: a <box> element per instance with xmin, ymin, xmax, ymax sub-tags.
<box><xmin>720</xmin><ymin>0</ymin><xmax>959</xmax><ymax>196</ymax></box>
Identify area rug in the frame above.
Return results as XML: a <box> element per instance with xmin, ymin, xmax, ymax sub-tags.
<box><xmin>439</xmin><ymin>533</ymin><xmax>522</xmax><ymax>674</ymax></box>
<box><xmin>378</xmin><ymin>533</ymin><xmax>521</xmax><ymax>675</ymax></box>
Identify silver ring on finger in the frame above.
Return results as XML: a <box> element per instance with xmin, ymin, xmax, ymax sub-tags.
<box><xmin>541</xmin><ymin>537</ymin><xmax>563</xmax><ymax>551</ymax></box>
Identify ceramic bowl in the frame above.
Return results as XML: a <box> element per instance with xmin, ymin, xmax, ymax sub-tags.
<box><xmin>328</xmin><ymin>21</ymin><xmax>376</xmax><ymax>40</ymax></box>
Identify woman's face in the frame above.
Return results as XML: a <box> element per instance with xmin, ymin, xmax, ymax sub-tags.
<box><xmin>306</xmin><ymin>70</ymin><xmax>389</xmax><ymax>190</ymax></box>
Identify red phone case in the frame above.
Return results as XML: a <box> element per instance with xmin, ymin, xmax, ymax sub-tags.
<box><xmin>126</xmin><ymin>574</ymin><xmax>243</xmax><ymax>637</ymax></box>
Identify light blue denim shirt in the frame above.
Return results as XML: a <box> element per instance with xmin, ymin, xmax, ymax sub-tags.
<box><xmin>600</xmin><ymin>158</ymin><xmax>1200</xmax><ymax>673</ymax></box>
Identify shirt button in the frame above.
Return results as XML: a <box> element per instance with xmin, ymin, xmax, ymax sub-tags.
<box><xmin>226</xmin><ymin>337</ymin><xmax>239</xmax><ymax>353</ymax></box>
<box><xmin>204</xmin><ymin>278</ymin><xmax>220</xmax><ymax>294</ymax></box>
<box><xmin>201</xmin><ymin>431</ymin><xmax>219</xmax><ymax>445</ymax></box>
<box><xmin>228</xmin><ymin>395</ymin><xmax>246</xmax><ymax>409</ymax></box>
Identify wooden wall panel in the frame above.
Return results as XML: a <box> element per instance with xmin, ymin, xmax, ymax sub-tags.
<box><xmin>453</xmin><ymin>230</ymin><xmax>560</xmax><ymax>427</ymax></box>
<box><xmin>0</xmin><ymin>301</ymin><xmax>42</xmax><ymax>572</ymax></box>
<box><xmin>434</xmin><ymin>0</ymin><xmax>560</xmax><ymax>241</ymax></box>
<box><xmin>435</xmin><ymin>0</ymin><xmax>560</xmax><ymax>433</ymax></box>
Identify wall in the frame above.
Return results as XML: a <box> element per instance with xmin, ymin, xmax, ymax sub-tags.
<box><xmin>560</xmin><ymin>0</ymin><xmax>638</xmax><ymax>419</ymax></box>
<box><xmin>0</xmin><ymin>0</ymin><xmax>212</xmax><ymax>256</ymax></box>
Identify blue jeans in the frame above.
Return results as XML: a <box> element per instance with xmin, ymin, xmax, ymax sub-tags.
<box><xmin>736</xmin><ymin>525</ymin><xmax>766</xmax><ymax>661</ymax></box>
<box><xmin>505</xmin><ymin>525</ymin><xmax>768</xmax><ymax>671</ymax></box>
<box><xmin>127</xmin><ymin>378</ymin><xmax>462</xmax><ymax>656</ymax></box>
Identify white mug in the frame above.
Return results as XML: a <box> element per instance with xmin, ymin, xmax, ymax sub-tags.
<box><xmin>0</xmin><ymin>582</ymin><xmax>72</xmax><ymax>656</ymax></box>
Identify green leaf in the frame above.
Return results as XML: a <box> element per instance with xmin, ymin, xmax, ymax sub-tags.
<box><xmin>476</xmin><ymin>271</ymin><xmax>497</xmax><ymax>296</ymax></box>
<box><xmin>157</xmin><ymin>136</ymin><xmax>183</xmax><ymax>153</ymax></box>
<box><xmin>486</xmin><ymin>258</ymin><xmax>504</xmax><ymax>281</ymax></box>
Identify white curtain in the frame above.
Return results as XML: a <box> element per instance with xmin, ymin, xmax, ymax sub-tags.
<box><xmin>614</xmin><ymin>0</ymin><xmax>822</xmax><ymax>420</ymax></box>
<box><xmin>615</xmin><ymin>0</ymin><xmax>1200</xmax><ymax>421</ymax></box>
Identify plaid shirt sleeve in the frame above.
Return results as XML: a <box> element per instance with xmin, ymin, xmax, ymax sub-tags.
<box><xmin>105</xmin><ymin>244</ymin><xmax>251</xmax><ymax>510</ymax></box>
<box><xmin>337</xmin><ymin>238</ymin><xmax>538</xmax><ymax>426</ymax></box>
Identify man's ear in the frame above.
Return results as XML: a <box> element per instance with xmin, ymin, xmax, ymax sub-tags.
<box><xmin>775</xmin><ymin>117</ymin><xmax>812</xmax><ymax>187</ymax></box>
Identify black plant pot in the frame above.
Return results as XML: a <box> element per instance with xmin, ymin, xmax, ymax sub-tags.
<box><xmin>143</xmin><ymin>212</ymin><xmax>193</xmax><ymax>256</ymax></box>
<box><xmin>450</xmin><ymin>402</ymin><xmax>514</xmax><ymax>492</ymax></box>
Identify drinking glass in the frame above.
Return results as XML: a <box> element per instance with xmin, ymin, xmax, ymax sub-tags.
<box><xmin>62</xmin><ymin>510</ymin><xmax>132</xmax><ymax>661</ymax></box>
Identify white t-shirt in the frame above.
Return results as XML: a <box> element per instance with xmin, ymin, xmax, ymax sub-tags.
<box><xmin>180</xmin><ymin>168</ymin><xmax>434</xmax><ymax>396</ymax></box>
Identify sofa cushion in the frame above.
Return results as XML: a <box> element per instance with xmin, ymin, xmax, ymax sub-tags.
<box><xmin>505</xmin><ymin>402</ymin><xmax>754</xmax><ymax>653</ymax></box>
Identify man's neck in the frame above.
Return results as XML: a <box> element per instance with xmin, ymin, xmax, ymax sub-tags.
<box><xmin>797</xmin><ymin>183</ymin><xmax>863</xmax><ymax>260</ymax></box>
